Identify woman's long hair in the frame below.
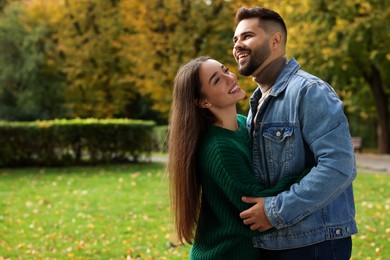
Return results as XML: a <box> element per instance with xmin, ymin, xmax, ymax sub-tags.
<box><xmin>168</xmin><ymin>56</ymin><xmax>216</xmax><ymax>244</ymax></box>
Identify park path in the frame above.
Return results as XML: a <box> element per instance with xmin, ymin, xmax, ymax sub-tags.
<box><xmin>354</xmin><ymin>153</ymin><xmax>390</xmax><ymax>174</ymax></box>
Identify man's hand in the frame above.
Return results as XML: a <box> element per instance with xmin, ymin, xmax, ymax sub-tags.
<box><xmin>240</xmin><ymin>196</ymin><xmax>273</xmax><ymax>231</ymax></box>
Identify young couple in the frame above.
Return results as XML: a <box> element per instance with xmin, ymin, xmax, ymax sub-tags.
<box><xmin>168</xmin><ymin>6</ymin><xmax>357</xmax><ymax>260</ymax></box>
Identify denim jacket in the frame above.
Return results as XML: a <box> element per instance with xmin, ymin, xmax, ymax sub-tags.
<box><xmin>247</xmin><ymin>58</ymin><xmax>358</xmax><ymax>250</ymax></box>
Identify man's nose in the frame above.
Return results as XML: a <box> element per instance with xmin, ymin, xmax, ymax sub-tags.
<box><xmin>233</xmin><ymin>40</ymin><xmax>243</xmax><ymax>51</ymax></box>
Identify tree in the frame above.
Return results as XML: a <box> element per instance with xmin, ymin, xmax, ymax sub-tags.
<box><xmin>0</xmin><ymin>0</ymin><xmax>17</xmax><ymax>13</ymax></box>
<box><xmin>0</xmin><ymin>2</ymin><xmax>66</xmax><ymax>120</ymax></box>
<box><xmin>47</xmin><ymin>0</ymin><xmax>137</xmax><ymax>118</ymax></box>
<box><xmin>286</xmin><ymin>0</ymin><xmax>390</xmax><ymax>153</ymax></box>
<box><xmin>120</xmin><ymin>0</ymin><xmax>236</xmax><ymax>115</ymax></box>
<box><xmin>21</xmin><ymin>0</ymin><xmax>165</xmax><ymax>121</ymax></box>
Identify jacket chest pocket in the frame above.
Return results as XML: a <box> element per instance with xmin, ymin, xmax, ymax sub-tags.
<box><xmin>263</xmin><ymin>125</ymin><xmax>293</xmax><ymax>164</ymax></box>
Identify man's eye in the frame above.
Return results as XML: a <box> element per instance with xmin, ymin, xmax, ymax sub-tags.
<box><xmin>224</xmin><ymin>68</ymin><xmax>229</xmax><ymax>74</ymax></box>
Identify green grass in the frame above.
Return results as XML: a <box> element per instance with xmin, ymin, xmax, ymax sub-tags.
<box><xmin>353</xmin><ymin>172</ymin><xmax>390</xmax><ymax>259</ymax></box>
<box><xmin>0</xmin><ymin>163</ymin><xmax>188</xmax><ymax>259</ymax></box>
<box><xmin>0</xmin><ymin>164</ymin><xmax>389</xmax><ymax>259</ymax></box>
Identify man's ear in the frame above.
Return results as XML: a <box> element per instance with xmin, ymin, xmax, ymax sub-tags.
<box><xmin>272</xmin><ymin>32</ymin><xmax>282</xmax><ymax>49</ymax></box>
<box><xmin>195</xmin><ymin>98</ymin><xmax>211</xmax><ymax>108</ymax></box>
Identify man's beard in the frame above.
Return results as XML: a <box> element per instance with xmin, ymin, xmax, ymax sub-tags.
<box><xmin>238</xmin><ymin>41</ymin><xmax>271</xmax><ymax>76</ymax></box>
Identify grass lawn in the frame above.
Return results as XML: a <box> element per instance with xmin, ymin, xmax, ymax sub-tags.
<box><xmin>0</xmin><ymin>163</ymin><xmax>389</xmax><ymax>259</ymax></box>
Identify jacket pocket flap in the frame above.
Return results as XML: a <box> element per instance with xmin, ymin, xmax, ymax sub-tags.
<box><xmin>263</xmin><ymin>126</ymin><xmax>293</xmax><ymax>143</ymax></box>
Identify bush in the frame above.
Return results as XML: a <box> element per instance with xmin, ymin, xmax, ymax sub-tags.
<box><xmin>0</xmin><ymin>118</ymin><xmax>155</xmax><ymax>166</ymax></box>
<box><xmin>152</xmin><ymin>125</ymin><xmax>168</xmax><ymax>153</ymax></box>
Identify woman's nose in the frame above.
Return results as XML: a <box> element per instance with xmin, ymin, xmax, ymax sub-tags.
<box><xmin>226</xmin><ymin>72</ymin><xmax>236</xmax><ymax>82</ymax></box>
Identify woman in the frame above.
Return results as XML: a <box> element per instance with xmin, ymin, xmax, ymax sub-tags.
<box><xmin>168</xmin><ymin>56</ymin><xmax>304</xmax><ymax>259</ymax></box>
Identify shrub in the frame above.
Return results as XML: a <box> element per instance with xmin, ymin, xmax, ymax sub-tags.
<box><xmin>152</xmin><ymin>125</ymin><xmax>168</xmax><ymax>153</ymax></box>
<box><xmin>0</xmin><ymin>118</ymin><xmax>155</xmax><ymax>166</ymax></box>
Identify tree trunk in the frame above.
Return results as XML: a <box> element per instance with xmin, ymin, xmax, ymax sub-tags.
<box><xmin>368</xmin><ymin>65</ymin><xmax>389</xmax><ymax>154</ymax></box>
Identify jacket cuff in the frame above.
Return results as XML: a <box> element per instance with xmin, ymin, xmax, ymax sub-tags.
<box><xmin>264</xmin><ymin>196</ymin><xmax>288</xmax><ymax>229</ymax></box>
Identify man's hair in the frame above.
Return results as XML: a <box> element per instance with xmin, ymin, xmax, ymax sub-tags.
<box><xmin>235</xmin><ymin>6</ymin><xmax>287</xmax><ymax>44</ymax></box>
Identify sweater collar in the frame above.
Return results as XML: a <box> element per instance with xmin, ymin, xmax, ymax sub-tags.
<box><xmin>253</xmin><ymin>55</ymin><xmax>287</xmax><ymax>93</ymax></box>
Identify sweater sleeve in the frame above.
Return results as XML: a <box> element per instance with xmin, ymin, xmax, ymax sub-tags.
<box><xmin>199</xmin><ymin>135</ymin><xmax>284</xmax><ymax>213</ymax></box>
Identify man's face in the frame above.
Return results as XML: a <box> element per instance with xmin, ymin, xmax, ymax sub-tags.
<box><xmin>233</xmin><ymin>18</ymin><xmax>272</xmax><ymax>76</ymax></box>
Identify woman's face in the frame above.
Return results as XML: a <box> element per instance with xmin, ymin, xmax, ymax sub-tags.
<box><xmin>198</xmin><ymin>59</ymin><xmax>245</xmax><ymax>109</ymax></box>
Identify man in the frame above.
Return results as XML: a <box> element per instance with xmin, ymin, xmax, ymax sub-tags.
<box><xmin>232</xmin><ymin>6</ymin><xmax>358</xmax><ymax>259</ymax></box>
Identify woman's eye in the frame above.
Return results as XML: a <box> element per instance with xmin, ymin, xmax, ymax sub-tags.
<box><xmin>224</xmin><ymin>68</ymin><xmax>229</xmax><ymax>74</ymax></box>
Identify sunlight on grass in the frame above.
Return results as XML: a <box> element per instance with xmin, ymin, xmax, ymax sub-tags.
<box><xmin>0</xmin><ymin>164</ymin><xmax>388</xmax><ymax>259</ymax></box>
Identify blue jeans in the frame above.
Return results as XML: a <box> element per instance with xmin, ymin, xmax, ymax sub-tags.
<box><xmin>259</xmin><ymin>237</ymin><xmax>352</xmax><ymax>260</ymax></box>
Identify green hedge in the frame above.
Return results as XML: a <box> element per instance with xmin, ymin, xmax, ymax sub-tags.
<box><xmin>0</xmin><ymin>118</ymin><xmax>155</xmax><ymax>166</ymax></box>
<box><xmin>151</xmin><ymin>125</ymin><xmax>168</xmax><ymax>153</ymax></box>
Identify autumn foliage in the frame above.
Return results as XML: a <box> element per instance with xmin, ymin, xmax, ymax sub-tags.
<box><xmin>0</xmin><ymin>0</ymin><xmax>388</xmax><ymax>152</ymax></box>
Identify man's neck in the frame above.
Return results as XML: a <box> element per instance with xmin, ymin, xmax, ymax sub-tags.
<box><xmin>253</xmin><ymin>55</ymin><xmax>287</xmax><ymax>92</ymax></box>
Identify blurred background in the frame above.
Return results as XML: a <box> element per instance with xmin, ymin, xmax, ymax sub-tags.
<box><xmin>0</xmin><ymin>0</ymin><xmax>388</xmax><ymax>153</ymax></box>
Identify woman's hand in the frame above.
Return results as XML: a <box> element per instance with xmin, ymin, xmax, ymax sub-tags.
<box><xmin>240</xmin><ymin>196</ymin><xmax>273</xmax><ymax>232</ymax></box>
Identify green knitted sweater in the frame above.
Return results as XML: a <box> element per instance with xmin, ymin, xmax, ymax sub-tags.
<box><xmin>190</xmin><ymin>115</ymin><xmax>304</xmax><ymax>260</ymax></box>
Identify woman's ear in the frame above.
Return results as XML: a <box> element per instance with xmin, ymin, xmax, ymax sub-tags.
<box><xmin>195</xmin><ymin>98</ymin><xmax>211</xmax><ymax>108</ymax></box>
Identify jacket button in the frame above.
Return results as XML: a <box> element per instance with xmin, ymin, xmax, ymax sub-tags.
<box><xmin>335</xmin><ymin>229</ymin><xmax>341</xmax><ymax>235</ymax></box>
<box><xmin>346</xmin><ymin>226</ymin><xmax>350</xmax><ymax>232</ymax></box>
<box><xmin>276</xmin><ymin>131</ymin><xmax>281</xmax><ymax>137</ymax></box>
